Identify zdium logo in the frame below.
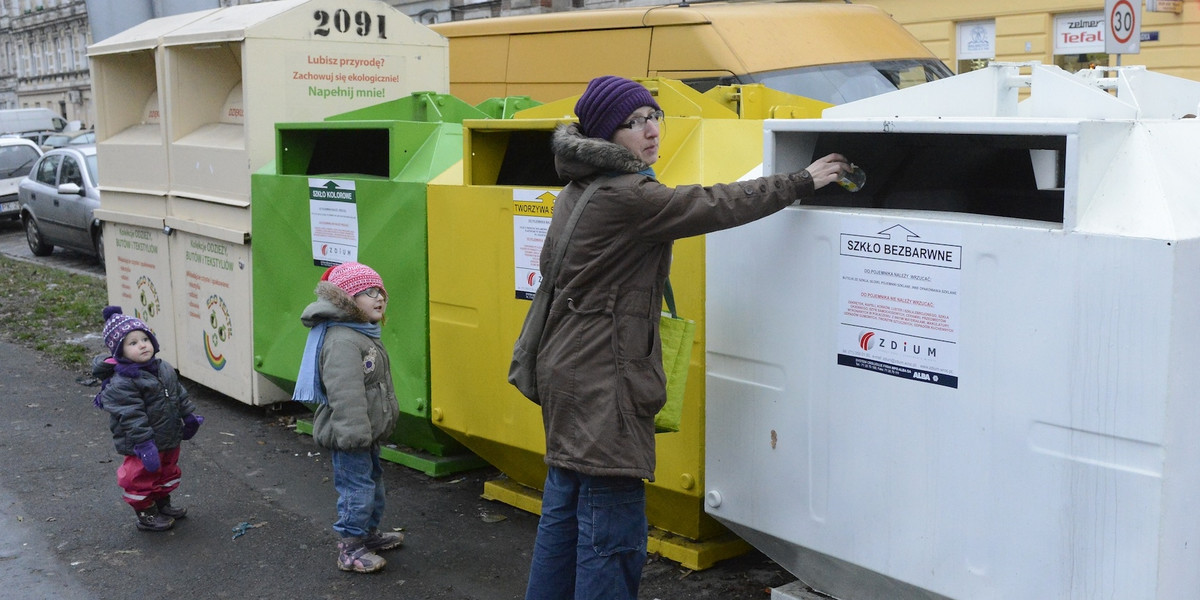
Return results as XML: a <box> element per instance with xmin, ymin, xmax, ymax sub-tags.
<box><xmin>858</xmin><ymin>331</ymin><xmax>875</xmax><ymax>351</ymax></box>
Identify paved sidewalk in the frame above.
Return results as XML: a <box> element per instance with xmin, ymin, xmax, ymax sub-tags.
<box><xmin>0</xmin><ymin>486</ymin><xmax>94</xmax><ymax>600</ymax></box>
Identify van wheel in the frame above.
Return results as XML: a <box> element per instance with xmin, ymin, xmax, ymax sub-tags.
<box><xmin>93</xmin><ymin>226</ymin><xmax>105</xmax><ymax>268</ymax></box>
<box><xmin>24</xmin><ymin>215</ymin><xmax>53</xmax><ymax>256</ymax></box>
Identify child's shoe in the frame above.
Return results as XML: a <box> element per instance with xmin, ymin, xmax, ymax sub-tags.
<box><xmin>363</xmin><ymin>529</ymin><xmax>405</xmax><ymax>552</ymax></box>
<box><xmin>337</xmin><ymin>537</ymin><xmax>386</xmax><ymax>573</ymax></box>
<box><xmin>155</xmin><ymin>495</ymin><xmax>187</xmax><ymax>519</ymax></box>
<box><xmin>134</xmin><ymin>505</ymin><xmax>175</xmax><ymax>532</ymax></box>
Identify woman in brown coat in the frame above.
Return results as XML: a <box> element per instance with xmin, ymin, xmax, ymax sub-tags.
<box><xmin>524</xmin><ymin>75</ymin><xmax>850</xmax><ymax>600</ymax></box>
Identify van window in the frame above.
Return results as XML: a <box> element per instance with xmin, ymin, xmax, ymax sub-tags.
<box><xmin>681</xmin><ymin>59</ymin><xmax>950</xmax><ymax>103</ymax></box>
<box><xmin>746</xmin><ymin>59</ymin><xmax>952</xmax><ymax>104</ymax></box>
<box><xmin>0</xmin><ymin>144</ymin><xmax>40</xmax><ymax>179</ymax></box>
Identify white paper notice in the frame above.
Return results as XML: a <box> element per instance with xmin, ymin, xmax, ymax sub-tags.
<box><xmin>513</xmin><ymin>188</ymin><xmax>560</xmax><ymax>300</ymax></box>
<box><xmin>309</xmin><ymin>178</ymin><xmax>358</xmax><ymax>267</ymax></box>
<box><xmin>837</xmin><ymin>222</ymin><xmax>962</xmax><ymax>388</ymax></box>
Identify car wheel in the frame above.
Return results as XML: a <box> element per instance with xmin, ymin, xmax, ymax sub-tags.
<box><xmin>93</xmin><ymin>226</ymin><xmax>106</xmax><ymax>268</ymax></box>
<box><xmin>24</xmin><ymin>215</ymin><xmax>53</xmax><ymax>256</ymax></box>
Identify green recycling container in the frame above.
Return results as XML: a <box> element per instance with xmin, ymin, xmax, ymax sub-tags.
<box><xmin>250</xmin><ymin>92</ymin><xmax>512</xmax><ymax>476</ymax></box>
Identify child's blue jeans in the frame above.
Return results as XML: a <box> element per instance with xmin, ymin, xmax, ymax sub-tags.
<box><xmin>524</xmin><ymin>466</ymin><xmax>647</xmax><ymax>600</ymax></box>
<box><xmin>331</xmin><ymin>446</ymin><xmax>385</xmax><ymax>539</ymax></box>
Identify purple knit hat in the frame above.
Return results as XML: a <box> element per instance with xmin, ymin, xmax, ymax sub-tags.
<box><xmin>574</xmin><ymin>75</ymin><xmax>661</xmax><ymax>141</ymax></box>
<box><xmin>102</xmin><ymin>306</ymin><xmax>159</xmax><ymax>359</ymax></box>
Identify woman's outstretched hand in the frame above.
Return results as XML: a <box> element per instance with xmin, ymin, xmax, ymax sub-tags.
<box><xmin>805</xmin><ymin>153</ymin><xmax>852</xmax><ymax>189</ymax></box>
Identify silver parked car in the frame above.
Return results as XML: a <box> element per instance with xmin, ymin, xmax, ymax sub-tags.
<box><xmin>18</xmin><ymin>145</ymin><xmax>103</xmax><ymax>266</ymax></box>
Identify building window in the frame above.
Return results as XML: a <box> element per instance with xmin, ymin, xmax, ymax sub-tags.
<box><xmin>74</xmin><ymin>31</ymin><xmax>86</xmax><ymax>68</ymax></box>
<box><xmin>57</xmin><ymin>35</ymin><xmax>65</xmax><ymax>71</ymax></box>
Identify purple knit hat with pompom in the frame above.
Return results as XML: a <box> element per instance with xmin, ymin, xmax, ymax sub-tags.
<box><xmin>574</xmin><ymin>75</ymin><xmax>660</xmax><ymax>141</ymax></box>
<box><xmin>102</xmin><ymin>306</ymin><xmax>159</xmax><ymax>359</ymax></box>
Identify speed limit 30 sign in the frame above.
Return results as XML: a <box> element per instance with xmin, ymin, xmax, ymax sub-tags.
<box><xmin>1105</xmin><ymin>0</ymin><xmax>1142</xmax><ymax>54</ymax></box>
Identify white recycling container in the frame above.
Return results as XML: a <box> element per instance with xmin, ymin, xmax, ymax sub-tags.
<box><xmin>704</xmin><ymin>63</ymin><xmax>1200</xmax><ymax>600</ymax></box>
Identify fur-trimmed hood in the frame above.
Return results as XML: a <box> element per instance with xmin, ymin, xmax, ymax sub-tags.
<box><xmin>300</xmin><ymin>280</ymin><xmax>374</xmax><ymax>327</ymax></box>
<box><xmin>551</xmin><ymin>123</ymin><xmax>650</xmax><ymax>182</ymax></box>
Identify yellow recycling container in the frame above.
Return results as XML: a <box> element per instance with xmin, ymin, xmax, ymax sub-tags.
<box><xmin>428</xmin><ymin>78</ymin><xmax>827</xmax><ymax>569</ymax></box>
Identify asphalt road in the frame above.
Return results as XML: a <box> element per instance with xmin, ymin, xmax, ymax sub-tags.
<box><xmin>0</xmin><ymin>217</ymin><xmax>106</xmax><ymax>278</ymax></box>
<box><xmin>0</xmin><ymin>219</ymin><xmax>812</xmax><ymax>600</ymax></box>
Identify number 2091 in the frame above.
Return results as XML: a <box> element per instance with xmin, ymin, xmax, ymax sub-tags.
<box><xmin>312</xmin><ymin>9</ymin><xmax>387</xmax><ymax>39</ymax></box>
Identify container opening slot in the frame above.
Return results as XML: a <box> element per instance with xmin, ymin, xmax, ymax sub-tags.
<box><xmin>494</xmin><ymin>130</ymin><xmax>559</xmax><ymax>187</ymax></box>
<box><xmin>281</xmin><ymin>129</ymin><xmax>391</xmax><ymax>178</ymax></box>
<box><xmin>805</xmin><ymin>132</ymin><xmax>1066</xmax><ymax>224</ymax></box>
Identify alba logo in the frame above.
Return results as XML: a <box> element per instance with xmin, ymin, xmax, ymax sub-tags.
<box><xmin>527</xmin><ymin>272</ymin><xmax>537</xmax><ymax>286</ymax></box>
<box><xmin>320</xmin><ymin>244</ymin><xmax>328</xmax><ymax>256</ymax></box>
<box><xmin>858</xmin><ymin>331</ymin><xmax>875</xmax><ymax>351</ymax></box>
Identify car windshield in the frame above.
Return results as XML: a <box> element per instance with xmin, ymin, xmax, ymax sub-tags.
<box><xmin>684</xmin><ymin>58</ymin><xmax>953</xmax><ymax>105</ymax></box>
<box><xmin>84</xmin><ymin>154</ymin><xmax>98</xmax><ymax>187</ymax></box>
<box><xmin>0</xmin><ymin>145</ymin><xmax>40</xmax><ymax>178</ymax></box>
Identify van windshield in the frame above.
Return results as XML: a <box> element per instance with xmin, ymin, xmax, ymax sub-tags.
<box><xmin>685</xmin><ymin>59</ymin><xmax>954</xmax><ymax>105</ymax></box>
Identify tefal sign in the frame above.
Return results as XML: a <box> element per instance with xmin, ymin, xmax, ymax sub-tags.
<box><xmin>1053</xmin><ymin>12</ymin><xmax>1105</xmax><ymax>54</ymax></box>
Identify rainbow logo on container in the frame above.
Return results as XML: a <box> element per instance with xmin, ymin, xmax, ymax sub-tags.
<box><xmin>204</xmin><ymin>294</ymin><xmax>233</xmax><ymax>370</ymax></box>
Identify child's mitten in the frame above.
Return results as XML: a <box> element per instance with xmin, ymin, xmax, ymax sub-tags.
<box><xmin>134</xmin><ymin>440</ymin><xmax>160</xmax><ymax>472</ymax></box>
<box><xmin>181</xmin><ymin>414</ymin><xmax>204</xmax><ymax>440</ymax></box>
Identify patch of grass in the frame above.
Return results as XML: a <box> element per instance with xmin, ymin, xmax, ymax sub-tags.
<box><xmin>0</xmin><ymin>255</ymin><xmax>108</xmax><ymax>371</ymax></box>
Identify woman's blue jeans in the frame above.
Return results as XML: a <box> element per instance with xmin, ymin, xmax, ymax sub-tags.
<box><xmin>525</xmin><ymin>466</ymin><xmax>647</xmax><ymax>600</ymax></box>
<box><xmin>331</xmin><ymin>446</ymin><xmax>385</xmax><ymax>539</ymax></box>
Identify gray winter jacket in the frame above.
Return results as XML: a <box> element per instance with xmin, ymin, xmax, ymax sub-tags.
<box><xmin>94</xmin><ymin>358</ymin><xmax>194</xmax><ymax>455</ymax></box>
<box><xmin>302</xmin><ymin>281</ymin><xmax>399</xmax><ymax>451</ymax></box>
<box><xmin>536</xmin><ymin>123</ymin><xmax>816</xmax><ymax>481</ymax></box>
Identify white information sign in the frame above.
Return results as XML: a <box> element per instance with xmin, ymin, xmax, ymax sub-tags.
<box><xmin>1105</xmin><ymin>0</ymin><xmax>1141</xmax><ymax>54</ymax></box>
<box><xmin>837</xmin><ymin>222</ymin><xmax>962</xmax><ymax>388</ymax></box>
<box><xmin>957</xmin><ymin>20</ymin><xmax>996</xmax><ymax>60</ymax></box>
<box><xmin>308</xmin><ymin>178</ymin><xmax>358</xmax><ymax>267</ymax></box>
<box><xmin>513</xmin><ymin>188</ymin><xmax>560</xmax><ymax>300</ymax></box>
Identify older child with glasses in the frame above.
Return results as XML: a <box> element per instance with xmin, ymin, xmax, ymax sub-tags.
<box><xmin>294</xmin><ymin>261</ymin><xmax>403</xmax><ymax>573</ymax></box>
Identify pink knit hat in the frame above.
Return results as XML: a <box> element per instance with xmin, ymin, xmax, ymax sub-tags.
<box><xmin>321</xmin><ymin>262</ymin><xmax>385</xmax><ymax>298</ymax></box>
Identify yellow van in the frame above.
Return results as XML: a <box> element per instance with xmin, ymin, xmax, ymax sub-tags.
<box><xmin>431</xmin><ymin>0</ymin><xmax>952</xmax><ymax>105</ymax></box>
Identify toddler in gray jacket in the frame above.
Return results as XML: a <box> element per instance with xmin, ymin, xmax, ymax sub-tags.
<box><xmin>93</xmin><ymin>306</ymin><xmax>202</xmax><ymax>532</ymax></box>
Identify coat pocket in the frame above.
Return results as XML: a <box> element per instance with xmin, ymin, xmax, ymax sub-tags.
<box><xmin>614</xmin><ymin>313</ymin><xmax>654</xmax><ymax>360</ymax></box>
<box><xmin>617</xmin><ymin>354</ymin><xmax>666</xmax><ymax>418</ymax></box>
